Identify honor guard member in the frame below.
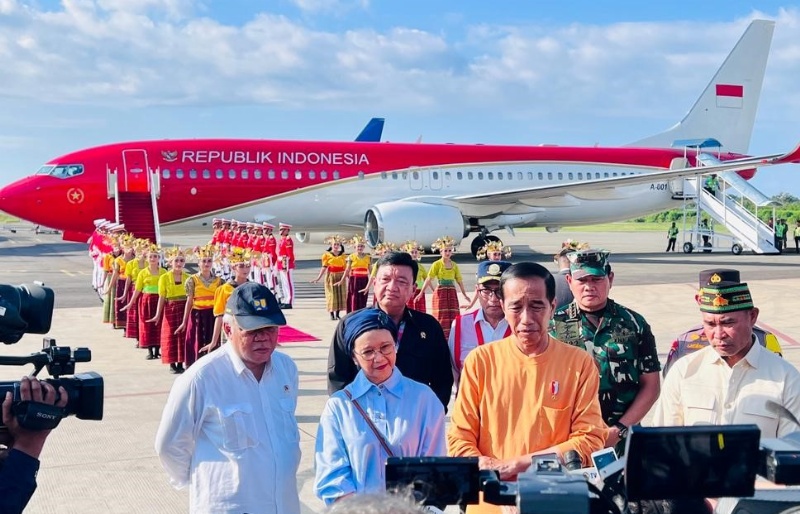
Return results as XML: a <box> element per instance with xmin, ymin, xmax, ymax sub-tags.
<box><xmin>263</xmin><ymin>223</ymin><xmax>278</xmax><ymax>293</ymax></box>
<box><xmin>276</xmin><ymin>223</ymin><xmax>295</xmax><ymax>308</ymax></box>
<box><xmin>449</xmin><ymin>260</ymin><xmax>511</xmax><ymax>387</ymax></box>
<box><xmin>662</xmin><ymin>269</ymin><xmax>783</xmax><ymax>376</ymax></box>
<box><xmin>550</xmin><ymin>249</ymin><xmax>661</xmax><ymax>451</ymax></box>
<box><xmin>210</xmin><ymin>218</ymin><xmax>224</xmax><ymax>245</ymax></box>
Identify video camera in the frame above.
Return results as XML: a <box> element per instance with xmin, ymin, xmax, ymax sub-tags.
<box><xmin>0</xmin><ymin>283</ymin><xmax>103</xmax><ymax>432</ymax></box>
<box><xmin>386</xmin><ymin>425</ymin><xmax>800</xmax><ymax>514</ymax></box>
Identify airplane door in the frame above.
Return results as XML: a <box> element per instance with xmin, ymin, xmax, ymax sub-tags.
<box><xmin>120</xmin><ymin>149</ymin><xmax>151</xmax><ymax>193</ymax></box>
<box><xmin>430</xmin><ymin>169</ymin><xmax>443</xmax><ymax>190</ymax></box>
<box><xmin>409</xmin><ymin>169</ymin><xmax>423</xmax><ymax>191</ymax></box>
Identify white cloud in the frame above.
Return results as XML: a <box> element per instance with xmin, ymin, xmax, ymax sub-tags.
<box><xmin>289</xmin><ymin>0</ymin><xmax>368</xmax><ymax>15</ymax></box>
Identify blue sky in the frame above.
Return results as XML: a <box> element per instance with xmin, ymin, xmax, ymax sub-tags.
<box><xmin>1</xmin><ymin>0</ymin><xmax>799</xmax><ymax>197</ymax></box>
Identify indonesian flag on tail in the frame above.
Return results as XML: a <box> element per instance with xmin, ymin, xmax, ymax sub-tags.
<box><xmin>716</xmin><ymin>84</ymin><xmax>744</xmax><ymax>109</ymax></box>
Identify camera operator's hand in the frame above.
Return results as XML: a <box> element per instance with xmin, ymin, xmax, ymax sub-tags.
<box><xmin>1</xmin><ymin>377</ymin><xmax>68</xmax><ymax>460</ymax></box>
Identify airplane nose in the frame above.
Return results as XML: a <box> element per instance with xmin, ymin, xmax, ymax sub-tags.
<box><xmin>0</xmin><ymin>179</ymin><xmax>35</xmax><ymax>221</ymax></box>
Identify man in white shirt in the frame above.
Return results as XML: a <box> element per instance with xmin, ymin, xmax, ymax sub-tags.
<box><xmin>155</xmin><ymin>282</ymin><xmax>301</xmax><ymax>514</ymax></box>
<box><xmin>653</xmin><ymin>269</ymin><xmax>800</xmax><ymax>438</ymax></box>
<box><xmin>449</xmin><ymin>260</ymin><xmax>511</xmax><ymax>386</ymax></box>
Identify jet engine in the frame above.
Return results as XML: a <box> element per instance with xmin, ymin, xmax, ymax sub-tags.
<box><xmin>364</xmin><ymin>201</ymin><xmax>469</xmax><ymax>248</ymax></box>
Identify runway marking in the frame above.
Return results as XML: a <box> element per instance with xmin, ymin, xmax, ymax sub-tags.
<box><xmin>756</xmin><ymin>321</ymin><xmax>800</xmax><ymax>347</ymax></box>
<box><xmin>61</xmin><ymin>269</ymin><xmax>76</xmax><ymax>277</ymax></box>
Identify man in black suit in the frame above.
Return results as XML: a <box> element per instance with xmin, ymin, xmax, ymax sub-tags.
<box><xmin>327</xmin><ymin>251</ymin><xmax>453</xmax><ymax>410</ymax></box>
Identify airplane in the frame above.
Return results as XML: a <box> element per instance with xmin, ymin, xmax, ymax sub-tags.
<box><xmin>1</xmin><ymin>20</ymin><xmax>798</xmax><ymax>257</ymax></box>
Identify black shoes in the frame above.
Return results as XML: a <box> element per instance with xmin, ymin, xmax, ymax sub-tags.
<box><xmin>280</xmin><ymin>303</ymin><xmax>293</xmax><ymax>309</ymax></box>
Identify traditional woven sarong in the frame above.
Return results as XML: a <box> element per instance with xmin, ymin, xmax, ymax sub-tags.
<box><xmin>407</xmin><ymin>285</ymin><xmax>427</xmax><ymax>313</ymax></box>
<box><xmin>160</xmin><ymin>299</ymin><xmax>187</xmax><ymax>364</ymax></box>
<box><xmin>185</xmin><ymin>308</ymin><xmax>214</xmax><ymax>367</ymax></box>
<box><xmin>113</xmin><ymin>278</ymin><xmax>128</xmax><ymax>329</ymax></box>
<box><xmin>138</xmin><ymin>293</ymin><xmax>162</xmax><ymax>348</ymax></box>
<box><xmin>432</xmin><ymin>284</ymin><xmax>459</xmax><ymax>339</ymax></box>
<box><xmin>124</xmin><ymin>287</ymin><xmax>139</xmax><ymax>340</ymax></box>
<box><xmin>325</xmin><ymin>270</ymin><xmax>346</xmax><ymax>312</ymax></box>
<box><xmin>347</xmin><ymin>276</ymin><xmax>369</xmax><ymax>313</ymax></box>
<box><xmin>102</xmin><ymin>280</ymin><xmax>117</xmax><ymax>324</ymax></box>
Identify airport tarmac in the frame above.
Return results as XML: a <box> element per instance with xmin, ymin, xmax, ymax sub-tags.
<box><xmin>1</xmin><ymin>223</ymin><xmax>799</xmax><ymax>513</ymax></box>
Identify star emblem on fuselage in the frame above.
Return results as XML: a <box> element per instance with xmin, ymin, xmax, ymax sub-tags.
<box><xmin>67</xmin><ymin>188</ymin><xmax>84</xmax><ymax>204</ymax></box>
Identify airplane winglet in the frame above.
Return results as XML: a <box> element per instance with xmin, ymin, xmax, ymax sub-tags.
<box><xmin>771</xmin><ymin>141</ymin><xmax>800</xmax><ymax>164</ymax></box>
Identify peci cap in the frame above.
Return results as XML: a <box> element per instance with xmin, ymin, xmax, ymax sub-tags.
<box><xmin>477</xmin><ymin>260</ymin><xmax>511</xmax><ymax>284</ymax></box>
<box><xmin>225</xmin><ymin>282</ymin><xmax>286</xmax><ymax>331</ymax></box>
<box><xmin>568</xmin><ymin>249</ymin><xmax>610</xmax><ymax>280</ymax></box>
<box><xmin>699</xmin><ymin>269</ymin><xmax>741</xmax><ymax>287</ymax></box>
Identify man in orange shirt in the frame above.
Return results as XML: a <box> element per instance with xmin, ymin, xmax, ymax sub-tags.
<box><xmin>447</xmin><ymin>262</ymin><xmax>606</xmax><ymax>514</ymax></box>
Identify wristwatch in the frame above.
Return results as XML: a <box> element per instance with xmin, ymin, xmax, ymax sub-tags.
<box><xmin>613</xmin><ymin>422</ymin><xmax>628</xmax><ymax>439</ymax></box>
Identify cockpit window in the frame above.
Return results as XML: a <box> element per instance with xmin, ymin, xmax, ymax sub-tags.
<box><xmin>36</xmin><ymin>165</ymin><xmax>55</xmax><ymax>175</ymax></box>
<box><xmin>48</xmin><ymin>164</ymin><xmax>85</xmax><ymax>178</ymax></box>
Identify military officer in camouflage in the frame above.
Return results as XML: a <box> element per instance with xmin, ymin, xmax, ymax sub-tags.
<box><xmin>549</xmin><ymin>249</ymin><xmax>661</xmax><ymax>451</ymax></box>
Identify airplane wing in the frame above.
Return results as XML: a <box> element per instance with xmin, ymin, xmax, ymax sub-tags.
<box><xmin>452</xmin><ymin>142</ymin><xmax>800</xmax><ymax>205</ymax></box>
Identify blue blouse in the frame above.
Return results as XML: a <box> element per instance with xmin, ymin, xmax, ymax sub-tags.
<box><xmin>313</xmin><ymin>367</ymin><xmax>446</xmax><ymax>505</ymax></box>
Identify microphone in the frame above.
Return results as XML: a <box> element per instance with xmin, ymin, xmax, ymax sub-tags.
<box><xmin>561</xmin><ymin>450</ymin><xmax>583</xmax><ymax>472</ymax></box>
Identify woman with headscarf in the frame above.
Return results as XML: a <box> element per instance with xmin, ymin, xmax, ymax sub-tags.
<box><xmin>314</xmin><ymin>308</ymin><xmax>446</xmax><ymax>506</ymax></box>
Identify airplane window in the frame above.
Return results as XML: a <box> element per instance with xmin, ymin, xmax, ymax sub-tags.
<box><xmin>497</xmin><ymin>172</ymin><xmax>503</xmax><ymax>180</ymax></box>
<box><xmin>321</xmin><ymin>171</ymin><xmax>328</xmax><ymax>180</ymax></box>
<box><xmin>612</xmin><ymin>172</ymin><xmax>618</xmax><ymax>177</ymax></box>
<box><xmin>538</xmin><ymin>172</ymin><xmax>543</xmax><ymax>180</ymax></box>
<box><xmin>527</xmin><ymin>172</ymin><xmax>533</xmax><ymax>180</ymax></box>
<box><xmin>333</xmin><ymin>171</ymin><xmax>340</xmax><ymax>180</ymax></box>
<box><xmin>268</xmin><ymin>170</ymin><xmax>275</xmax><ymax>179</ymax></box>
<box><xmin>381</xmin><ymin>172</ymin><xmax>387</xmax><ymax>179</ymax></box>
<box><xmin>309</xmin><ymin>171</ymin><xmax>316</xmax><ymax>179</ymax></box>
<box><xmin>568</xmin><ymin>172</ymin><xmax>573</xmax><ymax>180</ymax></box>
<box><xmin>358</xmin><ymin>171</ymin><xmax>365</xmax><ymax>180</ymax></box>
<box><xmin>413</xmin><ymin>171</ymin><xmax>420</xmax><ymax>180</ymax></box>
<box><xmin>176</xmin><ymin>169</ymin><xmax>184</xmax><ymax>179</ymax></box>
<box><xmin>517</xmin><ymin>172</ymin><xmax>522</xmax><ymax>180</ymax></box>
<box><xmin>445</xmin><ymin>171</ymin><xmax>451</xmax><ymax>180</ymax></box>
<box><xmin>281</xmin><ymin>170</ymin><xmax>288</xmax><ymax>179</ymax></box>
<box><xmin>202</xmin><ymin>169</ymin><xmax>210</xmax><ymax>179</ymax></box>
<box><xmin>547</xmin><ymin>172</ymin><xmax>553</xmax><ymax>180</ymax></box>
<box><xmin>254</xmin><ymin>169</ymin><xmax>262</xmax><ymax>179</ymax></box>
<box><xmin>163</xmin><ymin>169</ymin><xmax>171</xmax><ymax>179</ymax></box>
<box><xmin>604</xmin><ymin>172</ymin><xmax>609</xmax><ymax>178</ymax></box>
<box><xmin>478</xmin><ymin>172</ymin><xmax>484</xmax><ymax>180</ymax></box>
<box><xmin>216</xmin><ymin>169</ymin><xmax>223</xmax><ymax>179</ymax></box>
<box><xmin>189</xmin><ymin>169</ymin><xmax>197</xmax><ymax>179</ymax></box>
<box><xmin>401</xmin><ymin>172</ymin><xmax>408</xmax><ymax>180</ymax></box>
<box><xmin>36</xmin><ymin>165</ymin><xmax>55</xmax><ymax>175</ymax></box>
<box><xmin>433</xmin><ymin>171</ymin><xmax>439</xmax><ymax>180</ymax></box>
<box><xmin>242</xmin><ymin>170</ymin><xmax>249</xmax><ymax>179</ymax></box>
<box><xmin>487</xmin><ymin>172</ymin><xmax>493</xmax><ymax>180</ymax></box>
<box><xmin>595</xmin><ymin>172</ymin><xmax>600</xmax><ymax>179</ymax></box>
<box><xmin>457</xmin><ymin>172</ymin><xmax>463</xmax><ymax>180</ymax></box>
<box><xmin>295</xmin><ymin>170</ymin><xmax>302</xmax><ymax>180</ymax></box>
<box><xmin>558</xmin><ymin>173</ymin><xmax>563</xmax><ymax>180</ymax></box>
<box><xmin>578</xmin><ymin>172</ymin><xmax>583</xmax><ymax>180</ymax></box>
<box><xmin>392</xmin><ymin>172</ymin><xmax>398</xmax><ymax>180</ymax></box>
<box><xmin>467</xmin><ymin>172</ymin><xmax>473</xmax><ymax>180</ymax></box>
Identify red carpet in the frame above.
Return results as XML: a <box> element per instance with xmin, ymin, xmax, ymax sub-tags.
<box><xmin>279</xmin><ymin>325</ymin><xmax>320</xmax><ymax>343</ymax></box>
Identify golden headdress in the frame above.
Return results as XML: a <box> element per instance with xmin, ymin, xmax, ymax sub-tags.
<box><xmin>325</xmin><ymin>234</ymin><xmax>347</xmax><ymax>247</ymax></box>
<box><xmin>119</xmin><ymin>233</ymin><xmax>136</xmax><ymax>249</ymax></box>
<box><xmin>400</xmin><ymin>240</ymin><xmax>423</xmax><ymax>253</ymax></box>
<box><xmin>146</xmin><ymin>243</ymin><xmax>162</xmax><ymax>256</ymax></box>
<box><xmin>431</xmin><ymin>236</ymin><xmax>456</xmax><ymax>253</ymax></box>
<box><xmin>164</xmin><ymin>245</ymin><xmax>186</xmax><ymax>261</ymax></box>
<box><xmin>193</xmin><ymin>244</ymin><xmax>216</xmax><ymax>260</ymax></box>
<box><xmin>228</xmin><ymin>247</ymin><xmax>252</xmax><ymax>264</ymax></box>
<box><xmin>477</xmin><ymin>240</ymin><xmax>512</xmax><ymax>261</ymax></box>
<box><xmin>373</xmin><ymin>242</ymin><xmax>397</xmax><ymax>254</ymax></box>
<box><xmin>349</xmin><ymin>235</ymin><xmax>367</xmax><ymax>247</ymax></box>
<box><xmin>554</xmin><ymin>239</ymin><xmax>590</xmax><ymax>261</ymax></box>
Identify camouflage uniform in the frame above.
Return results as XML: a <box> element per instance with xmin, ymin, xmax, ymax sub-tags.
<box><xmin>550</xmin><ymin>299</ymin><xmax>661</xmax><ymax>427</ymax></box>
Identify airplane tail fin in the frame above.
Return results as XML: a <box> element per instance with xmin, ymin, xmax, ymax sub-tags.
<box><xmin>355</xmin><ymin>117</ymin><xmax>385</xmax><ymax>142</ymax></box>
<box><xmin>629</xmin><ymin>20</ymin><xmax>774</xmax><ymax>154</ymax></box>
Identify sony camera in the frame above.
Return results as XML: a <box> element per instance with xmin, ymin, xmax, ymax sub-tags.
<box><xmin>0</xmin><ymin>283</ymin><xmax>103</xmax><ymax>431</ymax></box>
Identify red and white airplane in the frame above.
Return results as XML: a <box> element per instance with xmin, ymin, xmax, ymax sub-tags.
<box><xmin>1</xmin><ymin>20</ymin><xmax>798</xmax><ymax>255</ymax></box>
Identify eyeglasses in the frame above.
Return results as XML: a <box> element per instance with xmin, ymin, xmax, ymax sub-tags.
<box><xmin>355</xmin><ymin>343</ymin><xmax>397</xmax><ymax>361</ymax></box>
<box><xmin>477</xmin><ymin>287</ymin><xmax>501</xmax><ymax>299</ymax></box>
